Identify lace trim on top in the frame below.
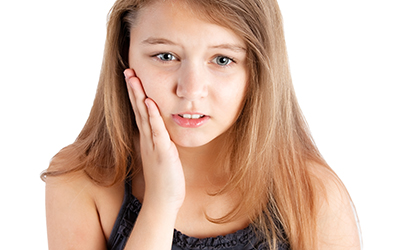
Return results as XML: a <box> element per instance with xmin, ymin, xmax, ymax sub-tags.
<box><xmin>107</xmin><ymin>178</ymin><xmax>290</xmax><ymax>250</ymax></box>
<box><xmin>173</xmin><ymin>225</ymin><xmax>256</xmax><ymax>249</ymax></box>
<box><xmin>127</xmin><ymin>193</ymin><xmax>259</xmax><ymax>248</ymax></box>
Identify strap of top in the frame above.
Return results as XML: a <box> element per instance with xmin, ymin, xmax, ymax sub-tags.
<box><xmin>107</xmin><ymin>176</ymin><xmax>136</xmax><ymax>250</ymax></box>
<box><xmin>124</xmin><ymin>175</ymin><xmax>133</xmax><ymax>200</ymax></box>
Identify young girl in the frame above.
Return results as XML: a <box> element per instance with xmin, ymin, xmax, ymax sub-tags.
<box><xmin>42</xmin><ymin>0</ymin><xmax>361</xmax><ymax>249</ymax></box>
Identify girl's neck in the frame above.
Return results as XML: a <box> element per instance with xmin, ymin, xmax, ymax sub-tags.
<box><xmin>176</xmin><ymin>135</ymin><xmax>229</xmax><ymax>189</ymax></box>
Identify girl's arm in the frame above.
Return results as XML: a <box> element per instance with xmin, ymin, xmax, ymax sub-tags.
<box><xmin>45</xmin><ymin>173</ymin><xmax>108</xmax><ymax>250</ymax></box>
<box><xmin>123</xmin><ymin>69</ymin><xmax>186</xmax><ymax>249</ymax></box>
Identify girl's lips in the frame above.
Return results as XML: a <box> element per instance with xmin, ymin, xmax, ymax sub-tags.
<box><xmin>172</xmin><ymin>114</ymin><xmax>210</xmax><ymax>128</ymax></box>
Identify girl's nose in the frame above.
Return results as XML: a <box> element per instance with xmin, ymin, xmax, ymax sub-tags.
<box><xmin>176</xmin><ymin>63</ymin><xmax>208</xmax><ymax>101</ymax></box>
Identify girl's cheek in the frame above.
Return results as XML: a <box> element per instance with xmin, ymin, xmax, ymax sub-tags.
<box><xmin>136</xmin><ymin>74</ymin><xmax>153</xmax><ymax>97</ymax></box>
<box><xmin>141</xmin><ymin>80</ymin><xmax>167</xmax><ymax>107</ymax></box>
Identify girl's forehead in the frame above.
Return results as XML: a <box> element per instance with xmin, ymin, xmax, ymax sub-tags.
<box><xmin>138</xmin><ymin>0</ymin><xmax>229</xmax><ymax>27</ymax></box>
<box><xmin>132</xmin><ymin>1</ymin><xmax>246</xmax><ymax>48</ymax></box>
<box><xmin>135</xmin><ymin>0</ymin><xmax>244</xmax><ymax>42</ymax></box>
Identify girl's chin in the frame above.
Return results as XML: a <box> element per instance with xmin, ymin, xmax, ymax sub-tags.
<box><xmin>172</xmin><ymin>138</ymin><xmax>212</xmax><ymax>149</ymax></box>
<box><xmin>170</xmin><ymin>132</ymin><xmax>217</xmax><ymax>149</ymax></box>
<box><xmin>170</xmin><ymin>131</ymin><xmax>229</xmax><ymax>150</ymax></box>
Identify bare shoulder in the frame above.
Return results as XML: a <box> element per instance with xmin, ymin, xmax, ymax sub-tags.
<box><xmin>308</xmin><ymin>162</ymin><xmax>362</xmax><ymax>250</ymax></box>
<box><xmin>45</xmin><ymin>169</ymin><xmax>123</xmax><ymax>250</ymax></box>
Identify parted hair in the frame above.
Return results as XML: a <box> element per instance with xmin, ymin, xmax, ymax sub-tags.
<box><xmin>41</xmin><ymin>0</ymin><xmax>341</xmax><ymax>249</ymax></box>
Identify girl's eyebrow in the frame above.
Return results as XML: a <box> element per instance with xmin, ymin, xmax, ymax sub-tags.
<box><xmin>140</xmin><ymin>37</ymin><xmax>178</xmax><ymax>46</ymax></box>
<box><xmin>140</xmin><ymin>37</ymin><xmax>246</xmax><ymax>53</ymax></box>
<box><xmin>209</xmin><ymin>44</ymin><xmax>246</xmax><ymax>53</ymax></box>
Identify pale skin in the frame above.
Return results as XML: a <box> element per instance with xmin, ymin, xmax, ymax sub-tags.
<box><xmin>45</xmin><ymin>1</ymin><xmax>361</xmax><ymax>249</ymax></box>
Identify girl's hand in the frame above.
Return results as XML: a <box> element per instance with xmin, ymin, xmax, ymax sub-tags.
<box><xmin>124</xmin><ymin>68</ymin><xmax>185</xmax><ymax>213</ymax></box>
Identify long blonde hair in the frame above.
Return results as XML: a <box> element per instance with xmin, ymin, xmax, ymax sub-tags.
<box><xmin>42</xmin><ymin>0</ymin><xmax>339</xmax><ymax>249</ymax></box>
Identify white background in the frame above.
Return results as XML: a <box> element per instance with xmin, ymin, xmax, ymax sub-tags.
<box><xmin>0</xmin><ymin>0</ymin><xmax>398</xmax><ymax>249</ymax></box>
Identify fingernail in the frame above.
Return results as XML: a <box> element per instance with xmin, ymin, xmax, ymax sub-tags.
<box><xmin>144</xmin><ymin>99</ymin><xmax>150</xmax><ymax>109</ymax></box>
<box><xmin>123</xmin><ymin>70</ymin><xmax>127</xmax><ymax>78</ymax></box>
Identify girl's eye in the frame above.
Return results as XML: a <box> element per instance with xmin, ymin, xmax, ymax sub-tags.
<box><xmin>155</xmin><ymin>53</ymin><xmax>176</xmax><ymax>61</ymax></box>
<box><xmin>212</xmin><ymin>56</ymin><xmax>233</xmax><ymax>66</ymax></box>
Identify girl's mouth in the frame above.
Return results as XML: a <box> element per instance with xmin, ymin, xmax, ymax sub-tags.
<box><xmin>172</xmin><ymin>114</ymin><xmax>209</xmax><ymax>128</ymax></box>
<box><xmin>178</xmin><ymin>114</ymin><xmax>205</xmax><ymax>119</ymax></box>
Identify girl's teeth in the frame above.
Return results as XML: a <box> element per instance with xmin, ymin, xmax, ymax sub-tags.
<box><xmin>181</xmin><ymin>114</ymin><xmax>204</xmax><ymax>119</ymax></box>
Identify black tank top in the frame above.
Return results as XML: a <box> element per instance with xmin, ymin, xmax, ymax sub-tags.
<box><xmin>107</xmin><ymin>178</ymin><xmax>290</xmax><ymax>250</ymax></box>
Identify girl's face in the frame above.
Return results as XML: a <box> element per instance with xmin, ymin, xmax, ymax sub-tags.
<box><xmin>128</xmin><ymin>1</ymin><xmax>248</xmax><ymax>148</ymax></box>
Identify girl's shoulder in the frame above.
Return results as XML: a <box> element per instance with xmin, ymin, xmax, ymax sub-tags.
<box><xmin>308</xmin><ymin>162</ymin><xmax>362</xmax><ymax>249</ymax></box>
<box><xmin>45</xmin><ymin>169</ymin><xmax>124</xmax><ymax>249</ymax></box>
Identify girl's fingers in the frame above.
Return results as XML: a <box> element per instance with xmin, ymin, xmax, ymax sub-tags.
<box><xmin>145</xmin><ymin>98</ymin><xmax>171</xmax><ymax>151</ymax></box>
<box><xmin>125</xmin><ymin>69</ymin><xmax>173</xmax><ymax>154</ymax></box>
<box><xmin>125</xmin><ymin>74</ymin><xmax>139</xmax><ymax>116</ymax></box>
<box><xmin>124</xmin><ymin>69</ymin><xmax>152</xmax><ymax>139</ymax></box>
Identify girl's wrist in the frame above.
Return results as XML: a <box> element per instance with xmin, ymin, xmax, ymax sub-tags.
<box><xmin>142</xmin><ymin>195</ymin><xmax>182</xmax><ymax>218</ymax></box>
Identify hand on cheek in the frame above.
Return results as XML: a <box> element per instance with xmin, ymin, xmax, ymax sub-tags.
<box><xmin>124</xmin><ymin>68</ymin><xmax>186</xmax><ymax>212</ymax></box>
